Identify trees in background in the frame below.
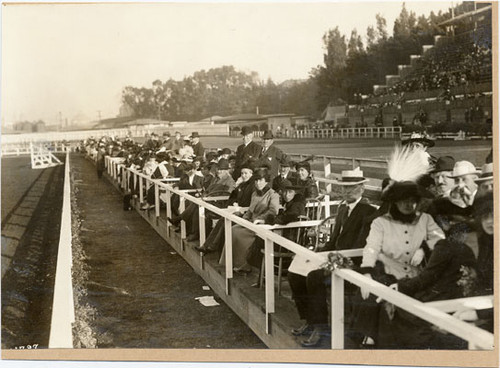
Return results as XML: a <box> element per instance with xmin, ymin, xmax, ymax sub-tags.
<box><xmin>122</xmin><ymin>4</ymin><xmax>452</xmax><ymax>121</ymax></box>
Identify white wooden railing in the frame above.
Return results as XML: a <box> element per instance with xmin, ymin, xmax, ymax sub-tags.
<box><xmin>1</xmin><ymin>142</ymin><xmax>73</xmax><ymax>157</ymax></box>
<box><xmin>48</xmin><ymin>152</ymin><xmax>75</xmax><ymax>348</ymax></box>
<box><xmin>294</xmin><ymin>127</ymin><xmax>402</xmax><ymax>139</ymax></box>
<box><xmin>104</xmin><ymin>155</ymin><xmax>494</xmax><ymax>350</ymax></box>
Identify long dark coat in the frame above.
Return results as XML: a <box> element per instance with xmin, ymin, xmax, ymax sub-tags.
<box><xmin>258</xmin><ymin>144</ymin><xmax>287</xmax><ymax>180</ymax></box>
<box><xmin>233</xmin><ymin>141</ymin><xmax>261</xmax><ymax>179</ymax></box>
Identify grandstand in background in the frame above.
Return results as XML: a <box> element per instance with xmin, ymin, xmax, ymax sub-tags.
<box><xmin>324</xmin><ymin>2</ymin><xmax>492</xmax><ymax>133</ymax></box>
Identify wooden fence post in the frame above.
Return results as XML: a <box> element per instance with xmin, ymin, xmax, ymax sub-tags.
<box><xmin>264</xmin><ymin>238</ymin><xmax>275</xmax><ymax>334</ymax></box>
<box><xmin>331</xmin><ymin>271</ymin><xmax>344</xmax><ymax>349</ymax></box>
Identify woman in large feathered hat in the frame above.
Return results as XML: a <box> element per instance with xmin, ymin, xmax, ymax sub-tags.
<box><xmin>353</xmin><ymin>144</ymin><xmax>445</xmax><ymax>346</ymax></box>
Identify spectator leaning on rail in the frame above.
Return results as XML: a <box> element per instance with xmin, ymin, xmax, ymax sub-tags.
<box><xmin>243</xmin><ymin>180</ymin><xmax>307</xmax><ymax>273</ymax></box>
<box><xmin>375</xmin><ymin>192</ymin><xmax>495</xmax><ymax>349</ymax></box>
<box><xmin>257</xmin><ymin>130</ymin><xmax>287</xmax><ymax>182</ymax></box>
<box><xmin>352</xmin><ymin>145</ymin><xmax>445</xmax><ymax>348</ymax></box>
<box><xmin>233</xmin><ymin>126</ymin><xmax>262</xmax><ymax>180</ymax></box>
<box><xmin>288</xmin><ymin>168</ymin><xmax>377</xmax><ymax>348</ymax></box>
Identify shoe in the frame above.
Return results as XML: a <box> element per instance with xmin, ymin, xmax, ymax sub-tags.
<box><xmin>233</xmin><ymin>265</ymin><xmax>252</xmax><ymax>274</ymax></box>
<box><xmin>301</xmin><ymin>328</ymin><xmax>322</xmax><ymax>347</ymax></box>
<box><xmin>194</xmin><ymin>246</ymin><xmax>214</xmax><ymax>254</ymax></box>
<box><xmin>167</xmin><ymin>216</ymin><xmax>181</xmax><ymax>226</ymax></box>
<box><xmin>291</xmin><ymin>323</ymin><xmax>312</xmax><ymax>336</ymax></box>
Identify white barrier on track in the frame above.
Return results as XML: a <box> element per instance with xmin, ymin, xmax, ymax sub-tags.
<box><xmin>48</xmin><ymin>152</ymin><xmax>75</xmax><ymax>348</ymax></box>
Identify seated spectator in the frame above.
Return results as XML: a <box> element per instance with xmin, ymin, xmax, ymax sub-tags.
<box><xmin>475</xmin><ymin>162</ymin><xmax>493</xmax><ymax>197</ymax></box>
<box><xmin>428</xmin><ymin>160</ymin><xmax>478</xmax><ymax>234</ymax></box>
<box><xmin>289</xmin><ymin>169</ymin><xmax>376</xmax><ymax>348</ymax></box>
<box><xmin>195</xmin><ymin>160</ymin><xmax>256</xmax><ymax>255</ymax></box>
<box><xmin>293</xmin><ymin>159</ymin><xmax>319</xmax><ymax>199</ymax></box>
<box><xmin>225</xmin><ymin>168</ymin><xmax>279</xmax><ymax>271</ymax></box>
<box><xmin>448</xmin><ymin>160</ymin><xmax>479</xmax><ymax>208</ymax></box>
<box><xmin>430</xmin><ymin>156</ymin><xmax>455</xmax><ymax>198</ymax></box>
<box><xmin>375</xmin><ymin>192</ymin><xmax>494</xmax><ymax>349</ymax></box>
<box><xmin>272</xmin><ymin>157</ymin><xmax>298</xmax><ymax>195</ymax></box>
<box><xmin>169</xmin><ymin>159</ymin><xmax>235</xmax><ymax>242</ymax></box>
<box><xmin>218</xmin><ymin>148</ymin><xmax>232</xmax><ymax>161</ymax></box>
<box><xmin>323</xmin><ymin>168</ymin><xmax>377</xmax><ymax>252</ymax></box>
<box><xmin>244</xmin><ymin>180</ymin><xmax>307</xmax><ymax>271</ymax></box>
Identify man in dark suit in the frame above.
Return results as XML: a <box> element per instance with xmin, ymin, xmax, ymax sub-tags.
<box><xmin>272</xmin><ymin>157</ymin><xmax>298</xmax><ymax>195</ymax></box>
<box><xmin>257</xmin><ymin>130</ymin><xmax>287</xmax><ymax>182</ymax></box>
<box><xmin>324</xmin><ymin>171</ymin><xmax>377</xmax><ymax>252</ymax></box>
<box><xmin>233</xmin><ymin>126</ymin><xmax>261</xmax><ymax>180</ymax></box>
<box><xmin>190</xmin><ymin>131</ymin><xmax>205</xmax><ymax>158</ymax></box>
<box><xmin>288</xmin><ymin>168</ymin><xmax>376</xmax><ymax>347</ymax></box>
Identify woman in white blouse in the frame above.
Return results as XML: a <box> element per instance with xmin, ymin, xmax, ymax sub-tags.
<box><xmin>360</xmin><ymin>181</ymin><xmax>445</xmax><ymax>290</ymax></box>
<box><xmin>353</xmin><ymin>181</ymin><xmax>445</xmax><ymax>348</ymax></box>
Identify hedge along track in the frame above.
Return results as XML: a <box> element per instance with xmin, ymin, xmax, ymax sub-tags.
<box><xmin>1</xmin><ymin>163</ymin><xmax>65</xmax><ymax>349</ymax></box>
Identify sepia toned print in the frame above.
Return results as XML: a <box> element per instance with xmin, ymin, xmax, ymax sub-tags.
<box><xmin>1</xmin><ymin>1</ymin><xmax>497</xmax><ymax>367</ymax></box>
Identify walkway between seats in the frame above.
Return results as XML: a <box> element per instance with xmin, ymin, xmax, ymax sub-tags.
<box><xmin>70</xmin><ymin>154</ymin><xmax>265</xmax><ymax>348</ymax></box>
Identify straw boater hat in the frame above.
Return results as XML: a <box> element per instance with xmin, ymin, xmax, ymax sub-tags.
<box><xmin>402</xmin><ymin>132</ymin><xmax>435</xmax><ymax>148</ymax></box>
<box><xmin>447</xmin><ymin>161</ymin><xmax>479</xmax><ymax>178</ymax></box>
<box><xmin>332</xmin><ymin>167</ymin><xmax>369</xmax><ymax>185</ymax></box>
<box><xmin>475</xmin><ymin>163</ymin><xmax>493</xmax><ymax>183</ymax></box>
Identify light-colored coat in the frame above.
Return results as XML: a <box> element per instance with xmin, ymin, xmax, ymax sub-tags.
<box><xmin>361</xmin><ymin>212</ymin><xmax>445</xmax><ymax>279</ymax></box>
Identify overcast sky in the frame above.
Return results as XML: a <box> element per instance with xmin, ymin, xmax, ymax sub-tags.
<box><xmin>2</xmin><ymin>1</ymin><xmax>453</xmax><ymax>125</ymax></box>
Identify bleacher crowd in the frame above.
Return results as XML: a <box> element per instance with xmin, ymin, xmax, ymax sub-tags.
<box><xmin>80</xmin><ymin>128</ymin><xmax>494</xmax><ymax>349</ymax></box>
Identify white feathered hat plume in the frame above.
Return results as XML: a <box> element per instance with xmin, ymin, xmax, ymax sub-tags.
<box><xmin>386</xmin><ymin>144</ymin><xmax>430</xmax><ymax>182</ymax></box>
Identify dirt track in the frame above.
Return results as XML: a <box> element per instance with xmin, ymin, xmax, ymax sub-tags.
<box><xmin>70</xmin><ymin>154</ymin><xmax>265</xmax><ymax>348</ymax></box>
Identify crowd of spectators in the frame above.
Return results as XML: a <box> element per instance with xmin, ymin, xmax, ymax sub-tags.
<box><xmin>80</xmin><ymin>128</ymin><xmax>493</xmax><ymax>350</ymax></box>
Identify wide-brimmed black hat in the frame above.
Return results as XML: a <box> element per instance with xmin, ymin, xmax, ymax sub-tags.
<box><xmin>191</xmin><ymin>132</ymin><xmax>200</xmax><ymax>138</ymax></box>
<box><xmin>431</xmin><ymin>156</ymin><xmax>455</xmax><ymax>173</ymax></box>
<box><xmin>241</xmin><ymin>126</ymin><xmax>254</xmax><ymax>136</ymax></box>
<box><xmin>402</xmin><ymin>132</ymin><xmax>435</xmax><ymax>148</ymax></box>
<box><xmin>262</xmin><ymin>130</ymin><xmax>274</xmax><ymax>140</ymax></box>
<box><xmin>217</xmin><ymin>158</ymin><xmax>230</xmax><ymax>170</ymax></box>
<box><xmin>381</xmin><ymin>181</ymin><xmax>431</xmax><ymax>202</ymax></box>
<box><xmin>220</xmin><ymin>148</ymin><xmax>232</xmax><ymax>155</ymax></box>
